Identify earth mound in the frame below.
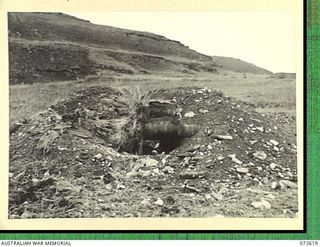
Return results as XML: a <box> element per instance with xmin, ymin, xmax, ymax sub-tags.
<box><xmin>9</xmin><ymin>86</ymin><xmax>297</xmax><ymax>218</ymax></box>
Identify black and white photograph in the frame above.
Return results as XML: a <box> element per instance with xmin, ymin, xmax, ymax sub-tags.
<box><xmin>4</xmin><ymin>1</ymin><xmax>304</xmax><ymax>230</ymax></box>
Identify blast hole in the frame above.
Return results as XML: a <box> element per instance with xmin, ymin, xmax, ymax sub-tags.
<box><xmin>139</xmin><ymin>136</ymin><xmax>184</xmax><ymax>155</ymax></box>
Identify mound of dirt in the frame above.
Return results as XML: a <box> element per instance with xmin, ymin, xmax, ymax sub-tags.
<box><xmin>9</xmin><ymin>86</ymin><xmax>297</xmax><ymax>219</ymax></box>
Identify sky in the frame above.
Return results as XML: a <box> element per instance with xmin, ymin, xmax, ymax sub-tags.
<box><xmin>69</xmin><ymin>12</ymin><xmax>296</xmax><ymax>73</ymax></box>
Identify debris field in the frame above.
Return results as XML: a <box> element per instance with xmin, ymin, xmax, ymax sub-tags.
<box><xmin>9</xmin><ymin>86</ymin><xmax>298</xmax><ymax>218</ymax></box>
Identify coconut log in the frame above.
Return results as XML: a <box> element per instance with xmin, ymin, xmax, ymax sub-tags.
<box><xmin>143</xmin><ymin>120</ymin><xmax>199</xmax><ymax>140</ymax></box>
<box><xmin>140</xmin><ymin>100</ymin><xmax>198</xmax><ymax>140</ymax></box>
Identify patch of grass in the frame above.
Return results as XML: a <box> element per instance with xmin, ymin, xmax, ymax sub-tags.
<box><xmin>36</xmin><ymin>130</ymin><xmax>60</xmax><ymax>155</ymax></box>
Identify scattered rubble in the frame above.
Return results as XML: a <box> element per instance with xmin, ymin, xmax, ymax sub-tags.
<box><xmin>213</xmin><ymin>135</ymin><xmax>234</xmax><ymax>140</ymax></box>
<box><xmin>9</xmin><ymin>86</ymin><xmax>297</xmax><ymax>218</ymax></box>
<box><xmin>154</xmin><ymin>198</ymin><xmax>164</xmax><ymax>207</ymax></box>
<box><xmin>270</xmin><ymin>163</ymin><xmax>277</xmax><ymax>170</ymax></box>
<box><xmin>251</xmin><ymin>200</ymin><xmax>272</xmax><ymax>209</ymax></box>
<box><xmin>271</xmin><ymin>181</ymin><xmax>278</xmax><ymax>190</ymax></box>
<box><xmin>253</xmin><ymin>151</ymin><xmax>267</xmax><ymax>160</ymax></box>
<box><xmin>270</xmin><ymin>140</ymin><xmax>279</xmax><ymax>146</ymax></box>
<box><xmin>184</xmin><ymin>111</ymin><xmax>196</xmax><ymax>118</ymax></box>
<box><xmin>236</xmin><ymin>167</ymin><xmax>249</xmax><ymax>174</ymax></box>
<box><xmin>279</xmin><ymin>180</ymin><xmax>298</xmax><ymax>189</ymax></box>
<box><xmin>229</xmin><ymin>154</ymin><xmax>243</xmax><ymax>165</ymax></box>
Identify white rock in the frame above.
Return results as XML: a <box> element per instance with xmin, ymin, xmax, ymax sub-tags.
<box><xmin>152</xmin><ymin>168</ymin><xmax>163</xmax><ymax>176</ymax></box>
<box><xmin>280</xmin><ymin>180</ymin><xmax>298</xmax><ymax>189</ymax></box>
<box><xmin>274</xmin><ymin>146</ymin><xmax>280</xmax><ymax>152</ymax></box>
<box><xmin>141</xmin><ymin>199</ymin><xmax>151</xmax><ymax>206</ymax></box>
<box><xmin>143</xmin><ymin>158</ymin><xmax>159</xmax><ymax>167</ymax></box>
<box><xmin>94</xmin><ymin>153</ymin><xmax>103</xmax><ymax>160</ymax></box>
<box><xmin>184</xmin><ymin>111</ymin><xmax>196</xmax><ymax>118</ymax></box>
<box><xmin>214</xmin><ymin>135</ymin><xmax>233</xmax><ymax>140</ymax></box>
<box><xmin>32</xmin><ymin>178</ymin><xmax>40</xmax><ymax>185</ymax></box>
<box><xmin>253</xmin><ymin>151</ymin><xmax>267</xmax><ymax>160</ymax></box>
<box><xmin>251</xmin><ymin>200</ymin><xmax>272</xmax><ymax>209</ymax></box>
<box><xmin>117</xmin><ymin>184</ymin><xmax>126</xmax><ymax>190</ymax></box>
<box><xmin>256</xmin><ymin>126</ymin><xmax>264</xmax><ymax>132</ymax></box>
<box><xmin>236</xmin><ymin>167</ymin><xmax>249</xmax><ymax>174</ymax></box>
<box><xmin>20</xmin><ymin>211</ymin><xmax>33</xmax><ymax>219</ymax></box>
<box><xmin>270</xmin><ymin>140</ymin><xmax>279</xmax><ymax>146</ymax></box>
<box><xmin>9</xmin><ymin>172</ymin><xmax>14</xmax><ymax>178</ymax></box>
<box><xmin>58</xmin><ymin>146</ymin><xmax>68</xmax><ymax>151</ymax></box>
<box><xmin>161</xmin><ymin>157</ymin><xmax>167</xmax><ymax>165</ymax></box>
<box><xmin>205</xmin><ymin>194</ymin><xmax>212</xmax><ymax>199</ymax></box>
<box><xmin>217</xmin><ymin>155</ymin><xmax>225</xmax><ymax>161</ymax></box>
<box><xmin>250</xmin><ymin>140</ymin><xmax>258</xmax><ymax>145</ymax></box>
<box><xmin>163</xmin><ymin>166</ymin><xmax>174</xmax><ymax>174</ymax></box>
<box><xmin>271</xmin><ymin>181</ymin><xmax>278</xmax><ymax>189</ymax></box>
<box><xmin>154</xmin><ymin>198</ymin><xmax>164</xmax><ymax>206</ymax></box>
<box><xmin>270</xmin><ymin>163</ymin><xmax>277</xmax><ymax>169</ymax></box>
<box><xmin>105</xmin><ymin>184</ymin><xmax>113</xmax><ymax>191</ymax></box>
<box><xmin>199</xmin><ymin>109</ymin><xmax>209</xmax><ymax>114</ymax></box>
<box><xmin>228</xmin><ymin>154</ymin><xmax>243</xmax><ymax>164</ymax></box>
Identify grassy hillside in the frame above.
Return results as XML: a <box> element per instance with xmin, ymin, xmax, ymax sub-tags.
<box><xmin>9</xmin><ymin>12</ymin><xmax>211</xmax><ymax>61</ymax></box>
<box><xmin>8</xmin><ymin>12</ymin><xmax>218</xmax><ymax>84</ymax></box>
<box><xmin>270</xmin><ymin>73</ymin><xmax>296</xmax><ymax>79</ymax></box>
<box><xmin>211</xmin><ymin>56</ymin><xmax>272</xmax><ymax>75</ymax></box>
<box><xmin>8</xmin><ymin>12</ymin><xmax>283</xmax><ymax>85</ymax></box>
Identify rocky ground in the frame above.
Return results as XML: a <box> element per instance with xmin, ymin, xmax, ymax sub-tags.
<box><xmin>9</xmin><ymin>86</ymin><xmax>297</xmax><ymax>218</ymax></box>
